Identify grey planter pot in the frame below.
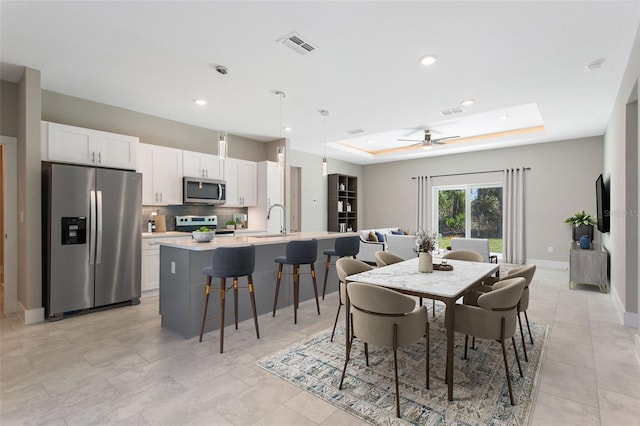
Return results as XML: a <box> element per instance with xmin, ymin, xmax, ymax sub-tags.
<box><xmin>572</xmin><ymin>224</ymin><xmax>594</xmax><ymax>242</ymax></box>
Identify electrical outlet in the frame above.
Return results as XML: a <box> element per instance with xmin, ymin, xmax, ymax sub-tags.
<box><xmin>171</xmin><ymin>261</ymin><xmax>176</xmax><ymax>274</ymax></box>
<box><xmin>548</xmin><ymin>246</ymin><xmax>553</xmax><ymax>253</ymax></box>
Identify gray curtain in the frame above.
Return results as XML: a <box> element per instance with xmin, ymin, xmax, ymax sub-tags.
<box><xmin>503</xmin><ymin>168</ymin><xmax>525</xmax><ymax>264</ymax></box>
<box><xmin>416</xmin><ymin>176</ymin><xmax>432</xmax><ymax>232</ymax></box>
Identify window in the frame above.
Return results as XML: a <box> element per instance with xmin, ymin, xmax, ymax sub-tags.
<box><xmin>434</xmin><ymin>184</ymin><xmax>503</xmax><ymax>253</ymax></box>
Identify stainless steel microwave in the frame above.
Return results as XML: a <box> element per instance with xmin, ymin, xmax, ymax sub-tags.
<box><xmin>183</xmin><ymin>177</ymin><xmax>226</xmax><ymax>205</ymax></box>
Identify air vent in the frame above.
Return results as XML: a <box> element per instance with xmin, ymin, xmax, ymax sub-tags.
<box><xmin>439</xmin><ymin>106</ymin><xmax>465</xmax><ymax>117</ymax></box>
<box><xmin>347</xmin><ymin>128</ymin><xmax>365</xmax><ymax>135</ymax></box>
<box><xmin>278</xmin><ymin>32</ymin><xmax>317</xmax><ymax>56</ymax></box>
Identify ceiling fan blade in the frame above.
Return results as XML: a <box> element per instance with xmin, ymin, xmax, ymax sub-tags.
<box><xmin>431</xmin><ymin>135</ymin><xmax>460</xmax><ymax>144</ymax></box>
<box><xmin>397</xmin><ymin>138</ymin><xmax>423</xmax><ymax>142</ymax></box>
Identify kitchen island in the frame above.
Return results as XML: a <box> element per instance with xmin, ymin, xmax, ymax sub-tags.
<box><xmin>158</xmin><ymin>232</ymin><xmax>353</xmax><ymax>339</ymax></box>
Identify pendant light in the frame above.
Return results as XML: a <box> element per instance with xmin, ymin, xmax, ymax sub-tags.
<box><xmin>320</xmin><ymin>110</ymin><xmax>329</xmax><ymax>176</ymax></box>
<box><xmin>216</xmin><ymin>65</ymin><xmax>228</xmax><ymax>159</ymax></box>
<box><xmin>275</xmin><ymin>91</ymin><xmax>286</xmax><ymax>168</ymax></box>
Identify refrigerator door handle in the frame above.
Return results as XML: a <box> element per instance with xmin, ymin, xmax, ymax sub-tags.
<box><xmin>90</xmin><ymin>190</ymin><xmax>96</xmax><ymax>265</ymax></box>
<box><xmin>96</xmin><ymin>190</ymin><xmax>103</xmax><ymax>264</ymax></box>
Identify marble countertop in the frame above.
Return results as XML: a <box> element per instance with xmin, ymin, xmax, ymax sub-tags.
<box><xmin>347</xmin><ymin>257</ymin><xmax>499</xmax><ymax>299</ymax></box>
<box><xmin>142</xmin><ymin>228</ymin><xmax>267</xmax><ymax>239</ymax></box>
<box><xmin>156</xmin><ymin>231</ymin><xmax>357</xmax><ymax>251</ymax></box>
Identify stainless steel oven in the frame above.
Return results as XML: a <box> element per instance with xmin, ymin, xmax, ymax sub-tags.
<box><xmin>183</xmin><ymin>177</ymin><xmax>226</xmax><ymax>205</ymax></box>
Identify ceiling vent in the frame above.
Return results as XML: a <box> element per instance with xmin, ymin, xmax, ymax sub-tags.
<box><xmin>278</xmin><ymin>32</ymin><xmax>317</xmax><ymax>55</ymax></box>
<box><xmin>347</xmin><ymin>128</ymin><xmax>365</xmax><ymax>135</ymax></box>
<box><xmin>439</xmin><ymin>106</ymin><xmax>465</xmax><ymax>117</ymax></box>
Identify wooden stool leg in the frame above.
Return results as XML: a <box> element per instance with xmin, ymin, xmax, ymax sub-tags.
<box><xmin>293</xmin><ymin>264</ymin><xmax>300</xmax><ymax>324</ymax></box>
<box><xmin>322</xmin><ymin>254</ymin><xmax>331</xmax><ymax>300</ymax></box>
<box><xmin>219</xmin><ymin>278</ymin><xmax>226</xmax><ymax>353</ymax></box>
<box><xmin>310</xmin><ymin>263</ymin><xmax>320</xmax><ymax>315</ymax></box>
<box><xmin>247</xmin><ymin>274</ymin><xmax>260</xmax><ymax>339</ymax></box>
<box><xmin>272</xmin><ymin>264</ymin><xmax>283</xmax><ymax>317</ymax></box>
<box><xmin>199</xmin><ymin>276</ymin><xmax>212</xmax><ymax>342</ymax></box>
<box><xmin>233</xmin><ymin>278</ymin><xmax>239</xmax><ymax>330</ymax></box>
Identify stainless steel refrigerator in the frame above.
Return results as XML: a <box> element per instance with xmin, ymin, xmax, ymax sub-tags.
<box><xmin>42</xmin><ymin>162</ymin><xmax>142</xmax><ymax>320</ymax></box>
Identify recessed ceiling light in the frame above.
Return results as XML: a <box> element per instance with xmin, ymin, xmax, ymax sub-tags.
<box><xmin>420</xmin><ymin>55</ymin><xmax>438</xmax><ymax>66</ymax></box>
<box><xmin>283</xmin><ymin>127</ymin><xmax>292</xmax><ymax>132</ymax></box>
<box><xmin>499</xmin><ymin>114</ymin><xmax>510</xmax><ymax>120</ymax></box>
<box><xmin>367</xmin><ymin>139</ymin><xmax>374</xmax><ymax>144</ymax></box>
<box><xmin>194</xmin><ymin>98</ymin><xmax>207</xmax><ymax>106</ymax></box>
<box><xmin>585</xmin><ymin>58</ymin><xmax>606</xmax><ymax>71</ymax></box>
<box><xmin>461</xmin><ymin>99</ymin><xmax>475</xmax><ymax>107</ymax></box>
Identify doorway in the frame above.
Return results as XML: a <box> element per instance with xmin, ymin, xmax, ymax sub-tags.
<box><xmin>1</xmin><ymin>136</ymin><xmax>18</xmax><ymax>314</ymax></box>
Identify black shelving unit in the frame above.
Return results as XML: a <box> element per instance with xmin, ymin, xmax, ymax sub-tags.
<box><xmin>328</xmin><ymin>173</ymin><xmax>357</xmax><ymax>232</ymax></box>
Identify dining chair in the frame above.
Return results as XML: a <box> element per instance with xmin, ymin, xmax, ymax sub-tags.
<box><xmin>374</xmin><ymin>250</ymin><xmax>404</xmax><ymax>267</ymax></box>
<box><xmin>199</xmin><ymin>245</ymin><xmax>259</xmax><ymax>353</ymax></box>
<box><xmin>442</xmin><ymin>249</ymin><xmax>484</xmax><ymax>262</ymax></box>
<box><xmin>452</xmin><ymin>277</ymin><xmax>526</xmax><ymax>405</ymax></box>
<box><xmin>333</xmin><ymin>258</ymin><xmax>374</xmax><ymax>341</ymax></box>
<box><xmin>322</xmin><ymin>236</ymin><xmax>360</xmax><ymax>300</ymax></box>
<box><xmin>339</xmin><ymin>281</ymin><xmax>430</xmax><ymax>418</ymax></box>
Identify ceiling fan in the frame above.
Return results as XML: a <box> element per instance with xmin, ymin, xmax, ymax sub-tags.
<box><xmin>397</xmin><ymin>129</ymin><xmax>459</xmax><ymax>148</ymax></box>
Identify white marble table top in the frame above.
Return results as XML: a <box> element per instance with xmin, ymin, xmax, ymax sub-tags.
<box><xmin>347</xmin><ymin>257</ymin><xmax>499</xmax><ymax>299</ymax></box>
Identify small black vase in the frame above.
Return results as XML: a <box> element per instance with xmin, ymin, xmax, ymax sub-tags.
<box><xmin>572</xmin><ymin>224</ymin><xmax>594</xmax><ymax>242</ymax></box>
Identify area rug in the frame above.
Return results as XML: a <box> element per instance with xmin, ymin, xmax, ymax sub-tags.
<box><xmin>257</xmin><ymin>306</ymin><xmax>548</xmax><ymax>425</ymax></box>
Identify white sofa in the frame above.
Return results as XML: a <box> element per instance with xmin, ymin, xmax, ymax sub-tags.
<box><xmin>357</xmin><ymin>227</ymin><xmax>404</xmax><ymax>264</ymax></box>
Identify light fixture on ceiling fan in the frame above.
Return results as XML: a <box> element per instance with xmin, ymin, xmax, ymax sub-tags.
<box><xmin>397</xmin><ymin>129</ymin><xmax>459</xmax><ymax>149</ymax></box>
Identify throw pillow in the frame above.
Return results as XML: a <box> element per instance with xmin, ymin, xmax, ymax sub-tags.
<box><xmin>375</xmin><ymin>231</ymin><xmax>385</xmax><ymax>243</ymax></box>
<box><xmin>404</xmin><ymin>229</ymin><xmax>410</xmax><ymax>235</ymax></box>
<box><xmin>391</xmin><ymin>229</ymin><xmax>404</xmax><ymax>235</ymax></box>
<box><xmin>367</xmin><ymin>231</ymin><xmax>378</xmax><ymax>242</ymax></box>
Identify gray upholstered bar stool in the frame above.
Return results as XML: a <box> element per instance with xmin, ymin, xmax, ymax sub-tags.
<box><xmin>199</xmin><ymin>245</ymin><xmax>259</xmax><ymax>353</ymax></box>
<box><xmin>272</xmin><ymin>239</ymin><xmax>320</xmax><ymax>324</ymax></box>
<box><xmin>321</xmin><ymin>236</ymin><xmax>360</xmax><ymax>300</ymax></box>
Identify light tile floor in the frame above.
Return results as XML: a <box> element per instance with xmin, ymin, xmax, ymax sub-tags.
<box><xmin>1</xmin><ymin>267</ymin><xmax>639</xmax><ymax>425</ymax></box>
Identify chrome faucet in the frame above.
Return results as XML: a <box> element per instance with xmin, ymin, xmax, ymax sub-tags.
<box><xmin>267</xmin><ymin>203</ymin><xmax>287</xmax><ymax>236</ymax></box>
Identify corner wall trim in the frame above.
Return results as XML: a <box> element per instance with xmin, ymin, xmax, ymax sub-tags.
<box><xmin>19</xmin><ymin>302</ymin><xmax>45</xmax><ymax>324</ymax></box>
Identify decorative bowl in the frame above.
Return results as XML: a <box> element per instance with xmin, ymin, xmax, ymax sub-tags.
<box><xmin>192</xmin><ymin>231</ymin><xmax>214</xmax><ymax>243</ymax></box>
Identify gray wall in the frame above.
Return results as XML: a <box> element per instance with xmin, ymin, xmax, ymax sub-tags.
<box><xmin>360</xmin><ymin>136</ymin><xmax>604</xmax><ymax>265</ymax></box>
<box><xmin>1</xmin><ymin>80</ymin><xmax>19</xmax><ymax>137</ymax></box>
<box><xmin>603</xmin><ymin>23</ymin><xmax>640</xmax><ymax>332</ymax></box>
<box><xmin>41</xmin><ymin>90</ymin><xmax>268</xmax><ymax>162</ymax></box>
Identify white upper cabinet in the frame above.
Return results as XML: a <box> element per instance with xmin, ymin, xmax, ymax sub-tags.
<box><xmin>182</xmin><ymin>150</ymin><xmax>223</xmax><ymax>180</ymax></box>
<box><xmin>42</xmin><ymin>121</ymin><xmax>138</xmax><ymax>170</ymax></box>
<box><xmin>137</xmin><ymin>143</ymin><xmax>183</xmax><ymax>205</ymax></box>
<box><xmin>224</xmin><ymin>158</ymin><xmax>257</xmax><ymax>207</ymax></box>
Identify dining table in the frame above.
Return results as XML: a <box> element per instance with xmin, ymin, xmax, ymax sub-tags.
<box><xmin>346</xmin><ymin>256</ymin><xmax>499</xmax><ymax>401</ymax></box>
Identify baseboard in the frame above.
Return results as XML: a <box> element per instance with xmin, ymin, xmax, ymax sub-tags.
<box><xmin>635</xmin><ymin>334</ymin><xmax>640</xmax><ymax>364</ymax></box>
<box><xmin>624</xmin><ymin>311</ymin><xmax>639</xmax><ymax>328</ymax></box>
<box><xmin>141</xmin><ymin>288</ymin><xmax>159</xmax><ymax>298</ymax></box>
<box><xmin>18</xmin><ymin>301</ymin><xmax>44</xmax><ymax>324</ymax></box>
<box><xmin>611</xmin><ymin>285</ymin><xmax>639</xmax><ymax>327</ymax></box>
<box><xmin>526</xmin><ymin>259</ymin><xmax>569</xmax><ymax>270</ymax></box>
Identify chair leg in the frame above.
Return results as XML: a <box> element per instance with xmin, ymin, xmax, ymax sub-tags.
<box><xmin>339</xmin><ymin>319</ymin><xmax>355</xmax><ymax>390</ymax></box>
<box><xmin>393</xmin><ymin>324</ymin><xmax>401</xmax><ymax>418</ymax></box>
<box><xmin>272</xmin><ymin>264</ymin><xmax>283</xmax><ymax>317</ymax></box>
<box><xmin>472</xmin><ymin>336</ymin><xmax>476</xmax><ymax>350</ymax></box>
<box><xmin>322</xmin><ymin>255</ymin><xmax>331</xmax><ymax>300</ymax></box>
<box><xmin>310</xmin><ymin>263</ymin><xmax>321</xmax><ymax>315</ymax></box>
<box><xmin>500</xmin><ymin>317</ymin><xmax>515</xmax><ymax>406</ymax></box>
<box><xmin>517</xmin><ymin>311</ymin><xmax>529</xmax><ymax>362</ymax></box>
<box><xmin>464</xmin><ymin>335</ymin><xmax>469</xmax><ymax>360</ymax></box>
<box><xmin>219</xmin><ymin>278</ymin><xmax>226</xmax><ymax>354</ymax></box>
<box><xmin>432</xmin><ymin>299</ymin><xmax>435</xmax><ymax>318</ymax></box>
<box><xmin>426</xmin><ymin>322</ymin><xmax>430</xmax><ymax>390</ymax></box>
<box><xmin>293</xmin><ymin>265</ymin><xmax>300</xmax><ymax>324</ymax></box>
<box><xmin>512</xmin><ymin>336</ymin><xmax>523</xmax><ymax>377</ymax></box>
<box><xmin>330</xmin><ymin>302</ymin><xmax>342</xmax><ymax>342</ymax></box>
<box><xmin>247</xmin><ymin>274</ymin><xmax>260</xmax><ymax>339</ymax></box>
<box><xmin>233</xmin><ymin>277</ymin><xmax>239</xmax><ymax>330</ymax></box>
<box><xmin>364</xmin><ymin>342</ymin><xmax>369</xmax><ymax>366</ymax></box>
<box><xmin>524</xmin><ymin>311</ymin><xmax>534</xmax><ymax>345</ymax></box>
<box><xmin>199</xmin><ymin>276</ymin><xmax>212</xmax><ymax>342</ymax></box>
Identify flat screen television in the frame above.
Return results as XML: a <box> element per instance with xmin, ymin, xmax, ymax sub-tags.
<box><xmin>595</xmin><ymin>174</ymin><xmax>610</xmax><ymax>233</ymax></box>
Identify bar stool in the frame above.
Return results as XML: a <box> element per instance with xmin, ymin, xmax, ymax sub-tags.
<box><xmin>321</xmin><ymin>236</ymin><xmax>360</xmax><ymax>300</ymax></box>
<box><xmin>272</xmin><ymin>239</ymin><xmax>319</xmax><ymax>324</ymax></box>
<box><xmin>199</xmin><ymin>245</ymin><xmax>259</xmax><ymax>353</ymax></box>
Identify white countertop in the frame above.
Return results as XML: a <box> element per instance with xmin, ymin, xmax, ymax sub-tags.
<box><xmin>142</xmin><ymin>228</ymin><xmax>267</xmax><ymax>239</ymax></box>
<box><xmin>156</xmin><ymin>231</ymin><xmax>357</xmax><ymax>251</ymax></box>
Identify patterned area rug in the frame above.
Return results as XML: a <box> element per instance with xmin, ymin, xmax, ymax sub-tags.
<box><xmin>257</xmin><ymin>306</ymin><xmax>547</xmax><ymax>425</ymax></box>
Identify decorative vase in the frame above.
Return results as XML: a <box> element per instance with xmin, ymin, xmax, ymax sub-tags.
<box><xmin>418</xmin><ymin>252</ymin><xmax>433</xmax><ymax>273</ymax></box>
<box><xmin>579</xmin><ymin>235</ymin><xmax>591</xmax><ymax>249</ymax></box>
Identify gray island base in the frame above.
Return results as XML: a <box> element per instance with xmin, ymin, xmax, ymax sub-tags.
<box><xmin>159</xmin><ymin>232</ymin><xmax>347</xmax><ymax>339</ymax></box>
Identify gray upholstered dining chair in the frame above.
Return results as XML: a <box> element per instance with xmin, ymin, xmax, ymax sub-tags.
<box><xmin>452</xmin><ymin>277</ymin><xmax>526</xmax><ymax>405</ymax></box>
<box><xmin>339</xmin><ymin>281</ymin><xmax>430</xmax><ymax>418</ymax></box>
<box><xmin>332</xmin><ymin>258</ymin><xmax>374</xmax><ymax>342</ymax></box>
<box><xmin>374</xmin><ymin>250</ymin><xmax>404</xmax><ymax>267</ymax></box>
<box><xmin>442</xmin><ymin>249</ymin><xmax>484</xmax><ymax>262</ymax></box>
<box><xmin>463</xmin><ymin>264</ymin><xmax>537</xmax><ymax>361</ymax></box>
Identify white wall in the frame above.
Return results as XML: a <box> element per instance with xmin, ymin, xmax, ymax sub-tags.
<box><xmin>361</xmin><ymin>136</ymin><xmax>604</xmax><ymax>267</ymax></box>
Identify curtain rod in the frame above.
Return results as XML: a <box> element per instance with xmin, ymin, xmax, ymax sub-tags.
<box><xmin>411</xmin><ymin>167</ymin><xmax>531</xmax><ymax>180</ymax></box>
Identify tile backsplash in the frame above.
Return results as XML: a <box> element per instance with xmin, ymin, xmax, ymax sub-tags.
<box><xmin>142</xmin><ymin>205</ymin><xmax>249</xmax><ymax>232</ymax></box>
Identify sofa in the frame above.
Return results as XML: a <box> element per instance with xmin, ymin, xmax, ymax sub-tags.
<box><xmin>385</xmin><ymin>233</ymin><xmax>419</xmax><ymax>260</ymax></box>
<box><xmin>357</xmin><ymin>227</ymin><xmax>407</xmax><ymax>264</ymax></box>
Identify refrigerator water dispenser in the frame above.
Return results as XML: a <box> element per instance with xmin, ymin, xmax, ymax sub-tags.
<box><xmin>61</xmin><ymin>217</ymin><xmax>86</xmax><ymax>245</ymax></box>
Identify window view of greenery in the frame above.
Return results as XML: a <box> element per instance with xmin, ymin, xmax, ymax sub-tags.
<box><xmin>436</xmin><ymin>186</ymin><xmax>503</xmax><ymax>252</ymax></box>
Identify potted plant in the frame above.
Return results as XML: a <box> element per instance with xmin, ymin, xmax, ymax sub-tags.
<box><xmin>234</xmin><ymin>216</ymin><xmax>243</xmax><ymax>229</ymax></box>
<box><xmin>225</xmin><ymin>219</ymin><xmax>236</xmax><ymax>230</ymax></box>
<box><xmin>415</xmin><ymin>228</ymin><xmax>437</xmax><ymax>273</ymax></box>
<box><xmin>564</xmin><ymin>210</ymin><xmax>595</xmax><ymax>243</ymax></box>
